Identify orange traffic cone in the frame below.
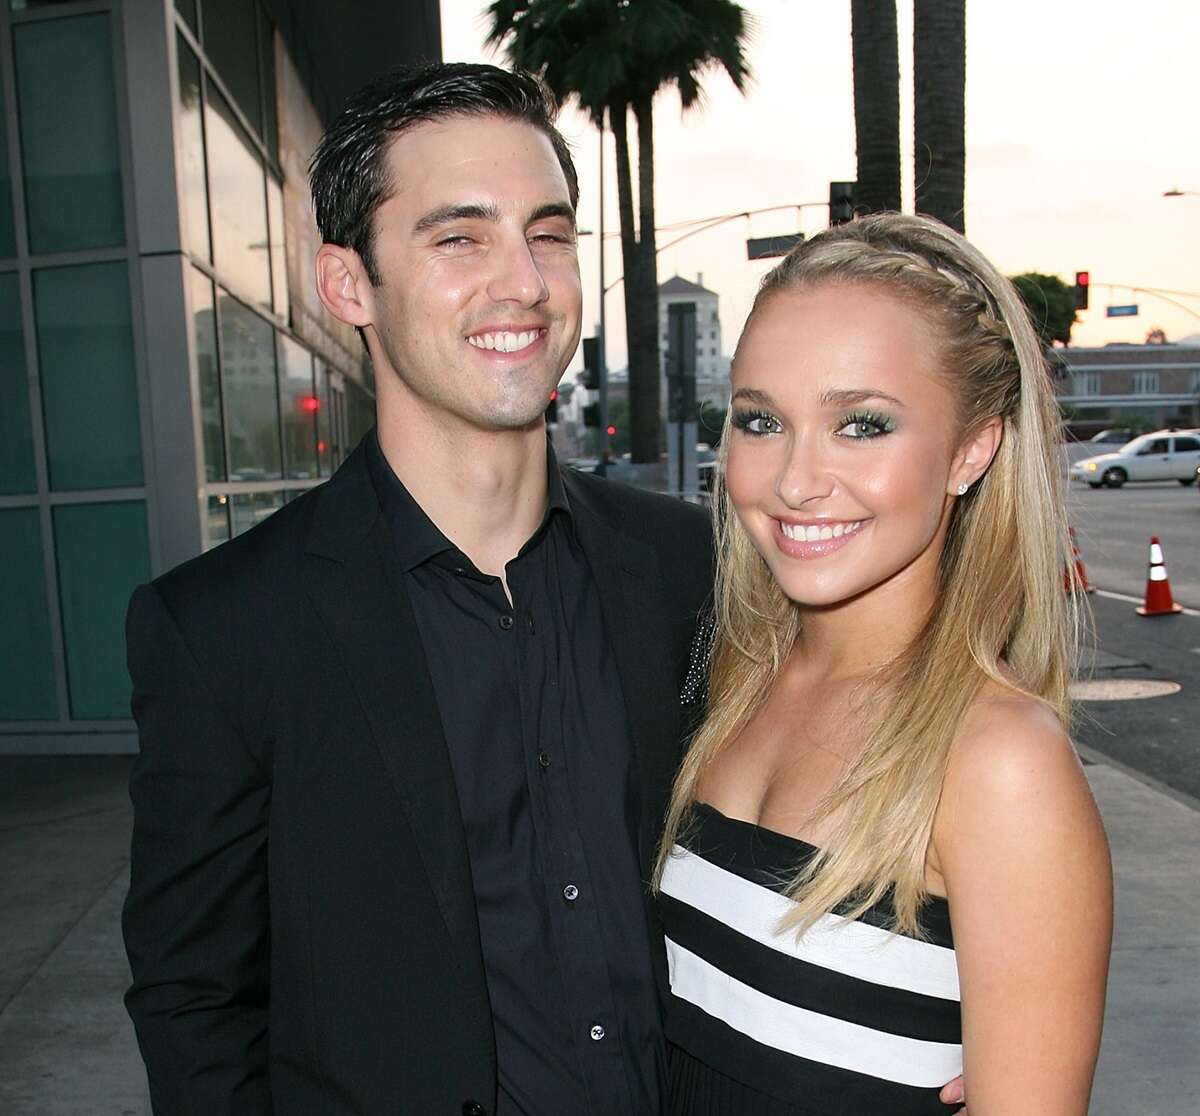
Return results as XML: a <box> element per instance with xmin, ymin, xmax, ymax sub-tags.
<box><xmin>1136</xmin><ymin>536</ymin><xmax>1183</xmax><ymax>616</ymax></box>
<box><xmin>1065</xmin><ymin>527</ymin><xmax>1093</xmax><ymax>594</ymax></box>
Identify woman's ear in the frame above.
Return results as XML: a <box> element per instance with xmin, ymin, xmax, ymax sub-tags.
<box><xmin>948</xmin><ymin>415</ymin><xmax>1003</xmax><ymax>495</ymax></box>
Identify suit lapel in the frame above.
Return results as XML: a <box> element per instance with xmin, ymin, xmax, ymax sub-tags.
<box><xmin>566</xmin><ymin>473</ymin><xmax>685</xmax><ymax>876</ymax></box>
<box><xmin>301</xmin><ymin>448</ymin><xmax>481</xmax><ymax>970</ymax></box>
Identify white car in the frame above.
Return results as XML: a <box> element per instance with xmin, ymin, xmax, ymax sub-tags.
<box><xmin>1070</xmin><ymin>429</ymin><xmax>1200</xmax><ymax>488</ymax></box>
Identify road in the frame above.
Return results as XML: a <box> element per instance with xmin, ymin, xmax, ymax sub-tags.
<box><xmin>1065</xmin><ymin>479</ymin><xmax>1199</xmax><ymax>606</ymax></box>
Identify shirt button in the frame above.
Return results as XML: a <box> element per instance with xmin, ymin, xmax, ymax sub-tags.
<box><xmin>590</xmin><ymin>1024</ymin><xmax>605</xmax><ymax>1041</ymax></box>
<box><xmin>537</xmin><ymin>750</ymin><xmax>551</xmax><ymax>769</ymax></box>
<box><xmin>562</xmin><ymin>884</ymin><xmax>579</xmax><ymax>902</ymax></box>
<box><xmin>498</xmin><ymin>614</ymin><xmax>514</xmax><ymax>631</ymax></box>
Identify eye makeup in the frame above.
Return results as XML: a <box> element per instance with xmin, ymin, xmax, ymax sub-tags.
<box><xmin>835</xmin><ymin>410</ymin><xmax>896</xmax><ymax>439</ymax></box>
<box><xmin>731</xmin><ymin>408</ymin><xmax>782</xmax><ymax>436</ymax></box>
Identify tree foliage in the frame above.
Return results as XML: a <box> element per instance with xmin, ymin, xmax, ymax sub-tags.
<box><xmin>1011</xmin><ymin>272</ymin><xmax>1077</xmax><ymax>347</ymax></box>
<box><xmin>486</xmin><ymin>0</ymin><xmax>752</xmax><ymax>462</ymax></box>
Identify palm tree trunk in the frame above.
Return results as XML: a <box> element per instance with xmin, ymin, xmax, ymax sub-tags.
<box><xmin>913</xmin><ymin>0</ymin><xmax>966</xmax><ymax>232</ymax></box>
<box><xmin>851</xmin><ymin>0</ymin><xmax>901</xmax><ymax>213</ymax></box>
<box><xmin>627</xmin><ymin>91</ymin><xmax>661</xmax><ymax>463</ymax></box>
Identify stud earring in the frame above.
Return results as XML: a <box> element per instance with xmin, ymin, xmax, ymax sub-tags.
<box><xmin>955</xmin><ymin>482</ymin><xmax>970</xmax><ymax>496</ymax></box>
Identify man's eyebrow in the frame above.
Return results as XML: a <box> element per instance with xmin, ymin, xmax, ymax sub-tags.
<box><xmin>412</xmin><ymin>203</ymin><xmax>501</xmax><ymax>236</ymax></box>
<box><xmin>528</xmin><ymin>202</ymin><xmax>576</xmax><ymax>228</ymax></box>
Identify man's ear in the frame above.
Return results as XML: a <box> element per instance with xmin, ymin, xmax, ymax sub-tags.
<box><xmin>948</xmin><ymin>415</ymin><xmax>1003</xmax><ymax>495</ymax></box>
<box><xmin>315</xmin><ymin>243</ymin><xmax>374</xmax><ymax>329</ymax></box>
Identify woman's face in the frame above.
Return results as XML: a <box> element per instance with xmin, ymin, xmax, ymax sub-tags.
<box><xmin>725</xmin><ymin>282</ymin><xmax>987</xmax><ymax>610</ymax></box>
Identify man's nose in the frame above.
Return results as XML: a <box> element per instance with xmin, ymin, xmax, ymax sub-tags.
<box><xmin>486</xmin><ymin>235</ymin><xmax>549</xmax><ymax>307</ymax></box>
<box><xmin>775</xmin><ymin>435</ymin><xmax>834</xmax><ymax>507</ymax></box>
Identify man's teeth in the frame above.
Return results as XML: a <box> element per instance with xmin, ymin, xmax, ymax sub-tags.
<box><xmin>779</xmin><ymin>520</ymin><xmax>864</xmax><ymax>542</ymax></box>
<box><xmin>467</xmin><ymin>329</ymin><xmax>542</xmax><ymax>353</ymax></box>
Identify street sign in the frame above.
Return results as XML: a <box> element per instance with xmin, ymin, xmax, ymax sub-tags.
<box><xmin>1106</xmin><ymin>304</ymin><xmax>1139</xmax><ymax>318</ymax></box>
<box><xmin>747</xmin><ymin>233</ymin><xmax>804</xmax><ymax>260</ymax></box>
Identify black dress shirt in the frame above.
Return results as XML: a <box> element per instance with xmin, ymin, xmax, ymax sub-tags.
<box><xmin>366</xmin><ymin>433</ymin><xmax>666</xmax><ymax>1115</ymax></box>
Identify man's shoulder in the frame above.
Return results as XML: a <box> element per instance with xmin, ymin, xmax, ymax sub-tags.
<box><xmin>566</xmin><ymin>468</ymin><xmax>710</xmax><ymax>541</ymax></box>
<box><xmin>149</xmin><ymin>483</ymin><xmax>323</xmax><ymax>616</ymax></box>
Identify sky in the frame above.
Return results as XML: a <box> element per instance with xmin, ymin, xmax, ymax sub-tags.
<box><xmin>440</xmin><ymin>0</ymin><xmax>1200</xmax><ymax>372</ymax></box>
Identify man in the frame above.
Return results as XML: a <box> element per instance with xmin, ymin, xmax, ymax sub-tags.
<box><xmin>123</xmin><ymin>64</ymin><xmax>711</xmax><ymax>1115</ymax></box>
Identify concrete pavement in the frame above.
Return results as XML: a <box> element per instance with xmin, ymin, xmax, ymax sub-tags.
<box><xmin>2</xmin><ymin>739</ymin><xmax>1197</xmax><ymax>1113</ymax></box>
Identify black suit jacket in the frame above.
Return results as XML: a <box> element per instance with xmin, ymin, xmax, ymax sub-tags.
<box><xmin>122</xmin><ymin>440</ymin><xmax>714</xmax><ymax>1116</ymax></box>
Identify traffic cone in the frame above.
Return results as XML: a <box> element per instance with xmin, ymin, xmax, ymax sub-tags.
<box><xmin>1065</xmin><ymin>527</ymin><xmax>1093</xmax><ymax>594</ymax></box>
<box><xmin>1136</xmin><ymin>536</ymin><xmax>1183</xmax><ymax>617</ymax></box>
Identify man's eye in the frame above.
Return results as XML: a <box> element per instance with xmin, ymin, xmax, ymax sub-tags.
<box><xmin>530</xmin><ymin>232</ymin><xmax>572</xmax><ymax>245</ymax></box>
<box><xmin>436</xmin><ymin>235</ymin><xmax>474</xmax><ymax>248</ymax></box>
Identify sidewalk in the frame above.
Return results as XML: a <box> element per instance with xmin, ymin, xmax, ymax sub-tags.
<box><xmin>1</xmin><ymin>751</ymin><xmax>1197</xmax><ymax>1115</ymax></box>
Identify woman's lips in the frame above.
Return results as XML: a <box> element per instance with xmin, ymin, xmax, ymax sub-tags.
<box><xmin>772</xmin><ymin>517</ymin><xmax>870</xmax><ymax>560</ymax></box>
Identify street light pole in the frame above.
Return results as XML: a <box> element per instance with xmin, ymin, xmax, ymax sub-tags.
<box><xmin>597</xmin><ymin>122</ymin><xmax>609</xmax><ymax>449</ymax></box>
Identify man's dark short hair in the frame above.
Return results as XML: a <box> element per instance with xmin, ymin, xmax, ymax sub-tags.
<box><xmin>309</xmin><ymin>62</ymin><xmax>580</xmax><ymax>285</ymax></box>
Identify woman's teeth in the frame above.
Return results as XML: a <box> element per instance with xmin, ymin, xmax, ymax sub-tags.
<box><xmin>779</xmin><ymin>520</ymin><xmax>864</xmax><ymax>542</ymax></box>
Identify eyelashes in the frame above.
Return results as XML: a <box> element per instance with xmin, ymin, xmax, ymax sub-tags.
<box><xmin>730</xmin><ymin>408</ymin><xmax>896</xmax><ymax>440</ymax></box>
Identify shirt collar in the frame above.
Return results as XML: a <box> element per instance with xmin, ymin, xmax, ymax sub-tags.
<box><xmin>365</xmin><ymin>428</ymin><xmax>574</xmax><ymax>574</ymax></box>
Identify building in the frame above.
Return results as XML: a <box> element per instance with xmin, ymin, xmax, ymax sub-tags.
<box><xmin>658</xmin><ymin>274</ymin><xmax>730</xmax><ymax>411</ymax></box>
<box><xmin>0</xmin><ymin>0</ymin><xmax>440</xmax><ymax>754</ymax></box>
<box><xmin>1053</xmin><ymin>342</ymin><xmax>1200</xmax><ymax>436</ymax></box>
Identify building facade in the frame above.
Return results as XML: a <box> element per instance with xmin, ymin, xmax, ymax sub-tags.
<box><xmin>0</xmin><ymin>0</ymin><xmax>440</xmax><ymax>753</ymax></box>
<box><xmin>657</xmin><ymin>274</ymin><xmax>730</xmax><ymax>412</ymax></box>
<box><xmin>1053</xmin><ymin>343</ymin><xmax>1200</xmax><ymax>436</ymax></box>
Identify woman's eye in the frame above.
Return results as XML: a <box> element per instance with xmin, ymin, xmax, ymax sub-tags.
<box><xmin>836</xmin><ymin>417</ymin><xmax>890</xmax><ymax>439</ymax></box>
<box><xmin>733</xmin><ymin>411</ymin><xmax>782</xmax><ymax>435</ymax></box>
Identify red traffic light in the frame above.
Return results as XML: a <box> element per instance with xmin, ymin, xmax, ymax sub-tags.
<box><xmin>298</xmin><ymin>395</ymin><xmax>319</xmax><ymax>413</ymax></box>
<box><xmin>1075</xmin><ymin>271</ymin><xmax>1089</xmax><ymax>287</ymax></box>
<box><xmin>606</xmin><ymin>425</ymin><xmax>616</xmax><ymax>437</ymax></box>
<box><xmin>1073</xmin><ymin>271</ymin><xmax>1090</xmax><ymax>311</ymax></box>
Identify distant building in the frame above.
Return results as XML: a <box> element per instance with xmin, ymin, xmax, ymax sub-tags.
<box><xmin>0</xmin><ymin>0</ymin><xmax>441</xmax><ymax>753</ymax></box>
<box><xmin>658</xmin><ymin>275</ymin><xmax>730</xmax><ymax>412</ymax></box>
<box><xmin>1053</xmin><ymin>343</ymin><xmax>1200</xmax><ymax>435</ymax></box>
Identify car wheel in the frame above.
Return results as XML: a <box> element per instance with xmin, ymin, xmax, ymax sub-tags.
<box><xmin>1179</xmin><ymin>475</ymin><xmax>1196</xmax><ymax>486</ymax></box>
<box><xmin>1088</xmin><ymin>482</ymin><xmax>1102</xmax><ymax>489</ymax></box>
<box><xmin>1102</xmin><ymin>467</ymin><xmax>1127</xmax><ymax>488</ymax></box>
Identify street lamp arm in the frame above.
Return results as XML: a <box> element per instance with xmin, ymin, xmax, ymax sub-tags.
<box><xmin>601</xmin><ymin>202</ymin><xmax>826</xmax><ymax>294</ymax></box>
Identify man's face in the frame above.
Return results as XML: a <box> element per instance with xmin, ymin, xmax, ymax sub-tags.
<box><xmin>362</xmin><ymin>115</ymin><xmax>582</xmax><ymax>432</ymax></box>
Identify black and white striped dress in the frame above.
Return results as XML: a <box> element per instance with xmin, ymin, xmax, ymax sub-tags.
<box><xmin>658</xmin><ymin>803</ymin><xmax>962</xmax><ymax>1115</ymax></box>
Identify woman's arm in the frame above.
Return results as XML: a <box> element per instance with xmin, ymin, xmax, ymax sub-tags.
<box><xmin>933</xmin><ymin>694</ymin><xmax>1112</xmax><ymax>1115</ymax></box>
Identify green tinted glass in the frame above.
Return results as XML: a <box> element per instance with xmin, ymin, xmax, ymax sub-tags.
<box><xmin>206</xmin><ymin>493</ymin><xmax>230</xmax><ymax>548</ymax></box>
<box><xmin>53</xmin><ymin>501</ymin><xmax>150</xmax><ymax>719</ymax></box>
<box><xmin>277</xmin><ymin>333</ymin><xmax>316</xmax><ymax>479</ymax></box>
<box><xmin>14</xmin><ymin>14</ymin><xmax>125</xmax><ymax>253</ymax></box>
<box><xmin>35</xmin><ymin>262</ymin><xmax>142</xmax><ymax>490</ymax></box>
<box><xmin>177</xmin><ymin>35</ymin><xmax>210</xmax><ymax>262</ymax></box>
<box><xmin>191</xmin><ymin>268</ymin><xmax>224</xmax><ymax>480</ymax></box>
<box><xmin>230</xmin><ymin>489</ymin><xmax>282</xmax><ymax>536</ymax></box>
<box><xmin>0</xmin><ymin>272</ymin><xmax>36</xmax><ymax>493</ymax></box>
<box><xmin>0</xmin><ymin>508</ymin><xmax>57</xmax><ymax>720</ymax></box>
<box><xmin>0</xmin><ymin>81</ymin><xmax>15</xmax><ymax>258</ymax></box>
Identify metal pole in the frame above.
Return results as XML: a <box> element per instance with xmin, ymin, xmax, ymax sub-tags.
<box><xmin>597</xmin><ymin>121</ymin><xmax>609</xmax><ymax>447</ymax></box>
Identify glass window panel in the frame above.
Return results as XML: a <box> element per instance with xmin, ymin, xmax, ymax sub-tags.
<box><xmin>277</xmin><ymin>333</ymin><xmax>317</xmax><ymax>479</ymax></box>
<box><xmin>0</xmin><ymin>273</ymin><xmax>36</xmax><ymax>493</ymax></box>
<box><xmin>176</xmin><ymin>35</ymin><xmax>210</xmax><ymax>262</ymax></box>
<box><xmin>206</xmin><ymin>493</ymin><xmax>230</xmax><ymax>548</ymax></box>
<box><xmin>175</xmin><ymin>0</ymin><xmax>197</xmax><ymax>35</ymax></box>
<box><xmin>345</xmin><ymin>379</ymin><xmax>374</xmax><ymax>450</ymax></box>
<box><xmin>219</xmin><ymin>293</ymin><xmax>280</xmax><ymax>480</ymax></box>
<box><xmin>315</xmin><ymin>359</ymin><xmax>332</xmax><ymax>477</ymax></box>
<box><xmin>0</xmin><ymin>81</ymin><xmax>15</xmax><ymax>258</ymax></box>
<box><xmin>53</xmin><ymin>501</ymin><xmax>150</xmax><ymax>719</ymax></box>
<box><xmin>230</xmin><ymin>489</ymin><xmax>282</xmax><ymax>536</ymax></box>
<box><xmin>14</xmin><ymin>15</ymin><xmax>125</xmax><ymax>253</ymax></box>
<box><xmin>205</xmin><ymin>88</ymin><xmax>270</xmax><ymax>307</ymax></box>
<box><xmin>258</xmin><ymin>4</ymin><xmax>278</xmax><ymax>159</ymax></box>
<box><xmin>35</xmin><ymin>262</ymin><xmax>142</xmax><ymax>490</ymax></box>
<box><xmin>266</xmin><ymin>175</ymin><xmax>288</xmax><ymax>321</ymax></box>
<box><xmin>201</xmin><ymin>0</ymin><xmax>261</xmax><ymax>136</ymax></box>
<box><xmin>190</xmin><ymin>268</ymin><xmax>224</xmax><ymax>481</ymax></box>
<box><xmin>0</xmin><ymin>508</ymin><xmax>57</xmax><ymax>720</ymax></box>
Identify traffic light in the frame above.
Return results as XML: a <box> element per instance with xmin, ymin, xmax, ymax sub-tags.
<box><xmin>580</xmin><ymin>337</ymin><xmax>600</xmax><ymax>390</ymax></box>
<box><xmin>582</xmin><ymin>402</ymin><xmax>599</xmax><ymax>428</ymax></box>
<box><xmin>1074</xmin><ymin>271</ymin><xmax>1090</xmax><ymax>311</ymax></box>
<box><xmin>829</xmin><ymin>181</ymin><xmax>856</xmax><ymax>226</ymax></box>
<box><xmin>545</xmin><ymin>388</ymin><xmax>558</xmax><ymax>425</ymax></box>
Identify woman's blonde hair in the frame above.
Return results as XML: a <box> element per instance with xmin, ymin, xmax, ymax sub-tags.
<box><xmin>656</xmin><ymin>213</ymin><xmax>1079</xmax><ymax>936</ymax></box>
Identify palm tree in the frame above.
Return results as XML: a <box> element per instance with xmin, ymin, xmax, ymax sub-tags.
<box><xmin>913</xmin><ymin>0</ymin><xmax>965</xmax><ymax>232</ymax></box>
<box><xmin>486</xmin><ymin>0</ymin><xmax>752</xmax><ymax>463</ymax></box>
<box><xmin>851</xmin><ymin>0</ymin><xmax>901</xmax><ymax>213</ymax></box>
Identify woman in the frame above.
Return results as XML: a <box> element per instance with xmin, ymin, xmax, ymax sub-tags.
<box><xmin>655</xmin><ymin>214</ymin><xmax>1112</xmax><ymax>1115</ymax></box>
